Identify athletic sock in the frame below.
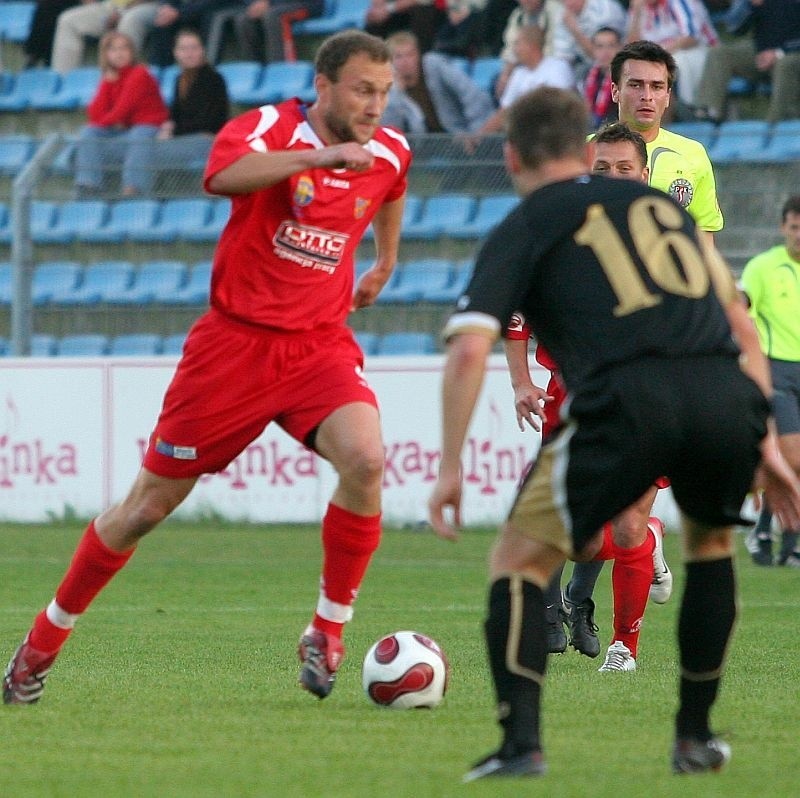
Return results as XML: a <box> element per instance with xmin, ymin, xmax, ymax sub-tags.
<box><xmin>29</xmin><ymin>520</ymin><xmax>135</xmax><ymax>653</ymax></box>
<box><xmin>484</xmin><ymin>575</ymin><xmax>547</xmax><ymax>757</ymax></box>
<box><xmin>609</xmin><ymin>532</ymin><xmax>654</xmax><ymax>658</ymax></box>
<box><xmin>676</xmin><ymin>558</ymin><xmax>736</xmax><ymax>740</ymax></box>
<box><xmin>543</xmin><ymin>563</ymin><xmax>565</xmax><ymax>609</ymax></box>
<box><xmin>779</xmin><ymin>530</ymin><xmax>799</xmax><ymax>563</ymax></box>
<box><xmin>313</xmin><ymin>503</ymin><xmax>381</xmax><ymax>638</ymax></box>
<box><xmin>565</xmin><ymin>559</ymin><xmax>604</xmax><ymax>605</ymax></box>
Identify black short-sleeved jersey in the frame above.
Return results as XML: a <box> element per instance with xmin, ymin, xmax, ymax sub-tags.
<box><xmin>445</xmin><ymin>174</ymin><xmax>739</xmax><ymax>394</ymax></box>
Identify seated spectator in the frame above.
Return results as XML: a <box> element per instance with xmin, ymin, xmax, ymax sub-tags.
<box><xmin>551</xmin><ymin>0</ymin><xmax>626</xmax><ymax>82</ymax></box>
<box><xmin>365</xmin><ymin>0</ymin><xmax>447</xmax><ymax>54</ymax></box>
<box><xmin>23</xmin><ymin>0</ymin><xmax>80</xmax><ymax>68</ymax></box>
<box><xmin>495</xmin><ymin>0</ymin><xmax>561</xmax><ymax>100</ymax></box>
<box><xmin>74</xmin><ymin>32</ymin><xmax>168</xmax><ymax>197</ymax></box>
<box><xmin>156</xmin><ymin>28</ymin><xmax>229</xmax><ymax>145</ymax></box>
<box><xmin>433</xmin><ymin>0</ymin><xmax>488</xmax><ymax>58</ymax></box>
<box><xmin>481</xmin><ymin>0</ymin><xmax>519</xmax><ymax>55</ymax></box>
<box><xmin>625</xmin><ymin>0</ymin><xmax>719</xmax><ymax>108</ymax></box>
<box><xmin>148</xmin><ymin>0</ymin><xmax>245</xmax><ymax>66</ymax></box>
<box><xmin>477</xmin><ymin>23</ymin><xmax>575</xmax><ymax>133</ymax></box>
<box><xmin>695</xmin><ymin>0</ymin><xmax>800</xmax><ymax>123</ymax></box>
<box><xmin>51</xmin><ymin>0</ymin><xmax>159</xmax><ymax>74</ymax></box>
<box><xmin>382</xmin><ymin>30</ymin><xmax>495</xmax><ymax>133</ymax></box>
<box><xmin>232</xmin><ymin>0</ymin><xmax>324</xmax><ymax>63</ymax></box>
<box><xmin>583</xmin><ymin>25</ymin><xmax>621</xmax><ymax>128</ymax></box>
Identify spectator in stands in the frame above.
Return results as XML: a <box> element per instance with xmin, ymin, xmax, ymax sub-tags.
<box><xmin>482</xmin><ymin>0</ymin><xmax>519</xmax><ymax>55</ymax></box>
<box><xmin>23</xmin><ymin>0</ymin><xmax>80</xmax><ymax>68</ymax></box>
<box><xmin>625</xmin><ymin>0</ymin><xmax>719</xmax><ymax>109</ymax></box>
<box><xmin>551</xmin><ymin>0</ymin><xmax>626</xmax><ymax>82</ymax></box>
<box><xmin>74</xmin><ymin>31</ymin><xmax>168</xmax><ymax>197</ymax></box>
<box><xmin>477</xmin><ymin>23</ymin><xmax>575</xmax><ymax>133</ymax></box>
<box><xmin>432</xmin><ymin>0</ymin><xmax>488</xmax><ymax>58</ymax></box>
<box><xmin>146</xmin><ymin>1</ymin><xmax>245</xmax><ymax>66</ymax></box>
<box><xmin>382</xmin><ymin>31</ymin><xmax>495</xmax><ymax>133</ymax></box>
<box><xmin>51</xmin><ymin>0</ymin><xmax>159</xmax><ymax>74</ymax></box>
<box><xmin>583</xmin><ymin>25</ymin><xmax>620</xmax><ymax>128</ymax></box>
<box><xmin>232</xmin><ymin>0</ymin><xmax>324</xmax><ymax>63</ymax></box>
<box><xmin>153</xmin><ymin>28</ymin><xmax>229</xmax><ymax>165</ymax></box>
<box><xmin>365</xmin><ymin>0</ymin><xmax>447</xmax><ymax>54</ymax></box>
<box><xmin>495</xmin><ymin>0</ymin><xmax>560</xmax><ymax>100</ymax></box>
<box><xmin>694</xmin><ymin>0</ymin><xmax>800</xmax><ymax>124</ymax></box>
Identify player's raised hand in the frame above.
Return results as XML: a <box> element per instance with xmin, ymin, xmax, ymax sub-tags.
<box><xmin>428</xmin><ymin>467</ymin><xmax>463</xmax><ymax>542</ymax></box>
<box><xmin>320</xmin><ymin>142</ymin><xmax>375</xmax><ymax>171</ymax></box>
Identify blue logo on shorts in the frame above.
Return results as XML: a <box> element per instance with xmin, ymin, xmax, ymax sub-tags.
<box><xmin>155</xmin><ymin>438</ymin><xmax>197</xmax><ymax>460</ymax></box>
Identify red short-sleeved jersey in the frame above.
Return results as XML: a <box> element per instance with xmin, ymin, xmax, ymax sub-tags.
<box><xmin>203</xmin><ymin>99</ymin><xmax>411</xmax><ymax>330</ymax></box>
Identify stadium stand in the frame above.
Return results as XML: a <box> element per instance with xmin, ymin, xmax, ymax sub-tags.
<box><xmin>30</xmin><ymin>333</ymin><xmax>57</xmax><ymax>356</ymax></box>
<box><xmin>107</xmin><ymin>259</ymin><xmax>188</xmax><ymax>304</ymax></box>
<box><xmin>354</xmin><ymin>331</ymin><xmax>379</xmax><ymax>355</ymax></box>
<box><xmin>755</xmin><ymin>120</ymin><xmax>800</xmax><ymax>163</ymax></box>
<box><xmin>168</xmin><ymin>260</ymin><xmax>212</xmax><ymax>304</ymax></box>
<box><xmin>451</xmin><ymin>194</ymin><xmax>517</xmax><ymax>239</ymax></box>
<box><xmin>377</xmin><ymin>332</ymin><xmax>437</xmax><ymax>355</ymax></box>
<box><xmin>35</xmin><ymin>67</ymin><xmax>101</xmax><ymax>112</ymax></box>
<box><xmin>421</xmin><ymin>261</ymin><xmax>472</xmax><ymax>303</ymax></box>
<box><xmin>56</xmin><ymin>333</ymin><xmax>110</xmax><ymax>356</ymax></box>
<box><xmin>35</xmin><ymin>200</ymin><xmax>108</xmax><ymax>245</ymax></box>
<box><xmin>0</xmin><ymin>200</ymin><xmax>57</xmax><ymax>246</ymax></box>
<box><xmin>31</xmin><ymin>261</ymin><xmax>82</xmax><ymax>305</ymax></box>
<box><xmin>78</xmin><ymin>199</ymin><xmax>161</xmax><ymax>245</ymax></box>
<box><xmin>0</xmin><ymin>134</ymin><xmax>35</xmax><ymax>175</ymax></box>
<box><xmin>51</xmin><ymin>260</ymin><xmax>134</xmax><ymax>305</ymax></box>
<box><xmin>0</xmin><ymin>67</ymin><xmax>60</xmax><ymax>112</ymax></box>
<box><xmin>130</xmin><ymin>198</ymin><xmax>213</xmax><ymax>244</ymax></box>
<box><xmin>162</xmin><ymin>332</ymin><xmax>187</xmax><ymax>355</ymax></box>
<box><xmin>181</xmin><ymin>199</ymin><xmax>230</xmax><ymax>242</ymax></box>
<box><xmin>402</xmin><ymin>194</ymin><xmax>477</xmax><ymax>240</ymax></box>
<box><xmin>237</xmin><ymin>61</ymin><xmax>315</xmax><ymax>106</ymax></box>
<box><xmin>707</xmin><ymin>120</ymin><xmax>771</xmax><ymax>163</ymax></box>
<box><xmin>376</xmin><ymin>258</ymin><xmax>454</xmax><ymax>303</ymax></box>
<box><xmin>109</xmin><ymin>333</ymin><xmax>164</xmax><ymax>356</ymax></box>
<box><xmin>292</xmin><ymin>0</ymin><xmax>371</xmax><ymax>37</ymax></box>
<box><xmin>0</xmin><ymin>2</ymin><xmax>35</xmax><ymax>44</ymax></box>
<box><xmin>217</xmin><ymin>61</ymin><xmax>263</xmax><ymax>105</ymax></box>
<box><xmin>0</xmin><ymin>261</ymin><xmax>11</xmax><ymax>304</ymax></box>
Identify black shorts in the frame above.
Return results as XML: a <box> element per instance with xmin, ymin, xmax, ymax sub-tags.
<box><xmin>508</xmin><ymin>354</ymin><xmax>770</xmax><ymax>556</ymax></box>
<box><xmin>770</xmin><ymin>358</ymin><xmax>800</xmax><ymax>436</ymax></box>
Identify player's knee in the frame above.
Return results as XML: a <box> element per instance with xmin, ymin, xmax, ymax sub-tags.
<box><xmin>339</xmin><ymin>444</ymin><xmax>384</xmax><ymax>488</ymax></box>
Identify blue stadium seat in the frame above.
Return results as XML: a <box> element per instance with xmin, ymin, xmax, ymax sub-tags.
<box><xmin>108</xmin><ymin>259</ymin><xmax>188</xmax><ymax>304</ymax></box>
<box><xmin>54</xmin><ymin>260</ymin><xmax>135</xmax><ymax>304</ymax></box>
<box><xmin>445</xmin><ymin>56</ymin><xmax>470</xmax><ymax>75</ymax></box>
<box><xmin>364</xmin><ymin>194</ymin><xmax>421</xmax><ymax>241</ymax></box>
<box><xmin>755</xmin><ymin>120</ymin><xmax>800</xmax><ymax>162</ymax></box>
<box><xmin>158</xmin><ymin>64</ymin><xmax>181</xmax><ymax>105</ymax></box>
<box><xmin>377</xmin><ymin>332</ymin><xmax>437</xmax><ymax>355</ymax></box>
<box><xmin>36</xmin><ymin>199</ymin><xmax>108</xmax><ymax>245</ymax></box>
<box><xmin>34</xmin><ymin>67</ymin><xmax>101</xmax><ymax>111</ymax></box>
<box><xmin>668</xmin><ymin>121</ymin><xmax>717</xmax><ymax>150</ymax></box>
<box><xmin>451</xmin><ymin>194</ymin><xmax>518</xmax><ymax>239</ymax></box>
<box><xmin>131</xmin><ymin>198</ymin><xmax>212</xmax><ymax>243</ymax></box>
<box><xmin>181</xmin><ymin>197</ymin><xmax>230</xmax><ymax>241</ymax></box>
<box><xmin>0</xmin><ymin>336</ymin><xmax>7</xmax><ymax>356</ymax></box>
<box><xmin>169</xmin><ymin>260</ymin><xmax>212</xmax><ymax>304</ymax></box>
<box><xmin>30</xmin><ymin>333</ymin><xmax>57</xmax><ymax>357</ymax></box>
<box><xmin>243</xmin><ymin>60</ymin><xmax>315</xmax><ymax>105</ymax></box>
<box><xmin>0</xmin><ymin>134</ymin><xmax>35</xmax><ymax>176</ymax></box>
<box><xmin>422</xmin><ymin>262</ymin><xmax>472</xmax><ymax>303</ymax></box>
<box><xmin>470</xmin><ymin>56</ymin><xmax>503</xmax><ymax>94</ymax></box>
<box><xmin>354</xmin><ymin>331</ymin><xmax>379</xmax><ymax>355</ymax></box>
<box><xmin>218</xmin><ymin>61</ymin><xmax>263</xmax><ymax>104</ymax></box>
<box><xmin>31</xmin><ymin>261</ymin><xmax>83</xmax><ymax>305</ymax></box>
<box><xmin>51</xmin><ymin>139</ymin><xmax>76</xmax><ymax>175</ymax></box>
<box><xmin>56</xmin><ymin>334</ymin><xmax>110</xmax><ymax>357</ymax></box>
<box><xmin>78</xmin><ymin>199</ymin><xmax>161</xmax><ymax>244</ymax></box>
<box><xmin>110</xmin><ymin>333</ymin><xmax>163</xmax><ymax>356</ymax></box>
<box><xmin>0</xmin><ymin>2</ymin><xmax>35</xmax><ymax>42</ymax></box>
<box><xmin>162</xmin><ymin>332</ymin><xmax>187</xmax><ymax>355</ymax></box>
<box><xmin>0</xmin><ymin>262</ymin><xmax>11</xmax><ymax>305</ymax></box>
<box><xmin>377</xmin><ymin>258</ymin><xmax>454</xmax><ymax>303</ymax></box>
<box><xmin>0</xmin><ymin>68</ymin><xmax>60</xmax><ymax>112</ymax></box>
<box><xmin>0</xmin><ymin>200</ymin><xmax>59</xmax><ymax>246</ymax></box>
<box><xmin>402</xmin><ymin>194</ymin><xmax>477</xmax><ymax>240</ymax></box>
<box><xmin>707</xmin><ymin>120</ymin><xmax>770</xmax><ymax>162</ymax></box>
<box><xmin>293</xmin><ymin>0</ymin><xmax>370</xmax><ymax>35</ymax></box>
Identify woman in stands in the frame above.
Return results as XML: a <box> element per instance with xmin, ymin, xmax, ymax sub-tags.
<box><xmin>74</xmin><ymin>31</ymin><xmax>168</xmax><ymax>198</ymax></box>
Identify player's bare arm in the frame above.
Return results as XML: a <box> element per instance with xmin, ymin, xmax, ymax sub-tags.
<box><xmin>207</xmin><ymin>143</ymin><xmax>375</xmax><ymax>195</ymax></box>
<box><xmin>353</xmin><ymin>194</ymin><xmax>405</xmax><ymax>309</ymax></box>
<box><xmin>504</xmin><ymin>336</ymin><xmax>552</xmax><ymax>432</ymax></box>
<box><xmin>429</xmin><ymin>331</ymin><xmax>495</xmax><ymax>542</ymax></box>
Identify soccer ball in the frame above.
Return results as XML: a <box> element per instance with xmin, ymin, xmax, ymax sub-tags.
<box><xmin>362</xmin><ymin>630</ymin><xmax>449</xmax><ymax>709</ymax></box>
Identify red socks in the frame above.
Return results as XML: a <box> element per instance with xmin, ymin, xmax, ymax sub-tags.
<box><xmin>313</xmin><ymin>503</ymin><xmax>381</xmax><ymax>638</ymax></box>
<box><xmin>609</xmin><ymin>532</ymin><xmax>654</xmax><ymax>658</ymax></box>
<box><xmin>28</xmin><ymin>521</ymin><xmax>135</xmax><ymax>653</ymax></box>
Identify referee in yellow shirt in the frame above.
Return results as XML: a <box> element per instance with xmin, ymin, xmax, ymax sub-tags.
<box><xmin>741</xmin><ymin>196</ymin><xmax>800</xmax><ymax>567</ymax></box>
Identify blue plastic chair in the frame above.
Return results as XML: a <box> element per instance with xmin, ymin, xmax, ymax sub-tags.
<box><xmin>0</xmin><ymin>134</ymin><xmax>35</xmax><ymax>175</ymax></box>
<box><xmin>451</xmin><ymin>195</ymin><xmax>518</xmax><ymax>239</ymax></box>
<box><xmin>2</xmin><ymin>200</ymin><xmax>59</xmax><ymax>246</ymax></box>
<box><xmin>110</xmin><ymin>334</ymin><xmax>163</xmax><ymax>356</ymax></box>
<box><xmin>158</xmin><ymin>64</ymin><xmax>181</xmax><ymax>105</ymax></box>
<box><xmin>181</xmin><ymin>198</ymin><xmax>230</xmax><ymax>241</ymax></box>
<box><xmin>250</xmin><ymin>60</ymin><xmax>315</xmax><ymax>104</ymax></box>
<box><xmin>754</xmin><ymin>120</ymin><xmax>800</xmax><ymax>163</ymax></box>
<box><xmin>131</xmin><ymin>198</ymin><xmax>212</xmax><ymax>243</ymax></box>
<box><xmin>403</xmin><ymin>194</ymin><xmax>477</xmax><ymax>240</ymax></box>
<box><xmin>30</xmin><ymin>334</ymin><xmax>57</xmax><ymax>356</ymax></box>
<box><xmin>36</xmin><ymin>200</ymin><xmax>108</xmax><ymax>245</ymax></box>
<box><xmin>110</xmin><ymin>260</ymin><xmax>188</xmax><ymax>304</ymax></box>
<box><xmin>668</xmin><ymin>121</ymin><xmax>718</xmax><ymax>150</ymax></box>
<box><xmin>422</xmin><ymin>262</ymin><xmax>472</xmax><ymax>303</ymax></box>
<box><xmin>35</xmin><ymin>67</ymin><xmax>101</xmax><ymax>111</ymax></box>
<box><xmin>31</xmin><ymin>261</ymin><xmax>83</xmax><ymax>305</ymax></box>
<box><xmin>162</xmin><ymin>332</ymin><xmax>187</xmax><ymax>355</ymax></box>
<box><xmin>294</xmin><ymin>0</ymin><xmax>370</xmax><ymax>35</ymax></box>
<box><xmin>79</xmin><ymin>199</ymin><xmax>161</xmax><ymax>244</ymax></box>
<box><xmin>377</xmin><ymin>332</ymin><xmax>437</xmax><ymax>355</ymax></box>
<box><xmin>377</xmin><ymin>258</ymin><xmax>454</xmax><ymax>304</ymax></box>
<box><xmin>707</xmin><ymin>120</ymin><xmax>770</xmax><ymax>162</ymax></box>
<box><xmin>354</xmin><ymin>331</ymin><xmax>379</xmax><ymax>355</ymax></box>
<box><xmin>218</xmin><ymin>61</ymin><xmax>263</xmax><ymax>104</ymax></box>
<box><xmin>54</xmin><ymin>260</ymin><xmax>135</xmax><ymax>305</ymax></box>
<box><xmin>56</xmin><ymin>334</ymin><xmax>110</xmax><ymax>357</ymax></box>
<box><xmin>0</xmin><ymin>2</ymin><xmax>36</xmax><ymax>42</ymax></box>
<box><xmin>363</xmin><ymin>194</ymin><xmax>421</xmax><ymax>241</ymax></box>
<box><xmin>170</xmin><ymin>261</ymin><xmax>212</xmax><ymax>304</ymax></box>
<box><xmin>0</xmin><ymin>68</ymin><xmax>60</xmax><ymax>112</ymax></box>
<box><xmin>0</xmin><ymin>262</ymin><xmax>11</xmax><ymax>305</ymax></box>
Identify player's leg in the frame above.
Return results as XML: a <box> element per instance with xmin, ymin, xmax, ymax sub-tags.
<box><xmin>776</xmin><ymin>430</ymin><xmax>800</xmax><ymax>565</ymax></box>
<box><xmin>543</xmin><ymin>564</ymin><xmax>567</xmax><ymax>653</ymax></box>
<box><xmin>3</xmin><ymin>469</ymin><xmax>196</xmax><ymax>705</ymax></box>
<box><xmin>671</xmin><ymin>514</ymin><xmax>735</xmax><ymax>774</ymax></box>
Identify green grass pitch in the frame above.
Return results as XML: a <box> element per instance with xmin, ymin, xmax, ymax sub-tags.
<box><xmin>0</xmin><ymin>521</ymin><xmax>797</xmax><ymax>797</ymax></box>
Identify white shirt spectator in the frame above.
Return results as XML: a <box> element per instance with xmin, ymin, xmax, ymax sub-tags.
<box><xmin>500</xmin><ymin>55</ymin><xmax>576</xmax><ymax>106</ymax></box>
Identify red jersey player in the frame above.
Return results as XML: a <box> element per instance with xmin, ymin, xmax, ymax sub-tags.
<box><xmin>503</xmin><ymin>123</ymin><xmax>673</xmax><ymax>673</ymax></box>
<box><xmin>4</xmin><ymin>30</ymin><xmax>411</xmax><ymax>706</ymax></box>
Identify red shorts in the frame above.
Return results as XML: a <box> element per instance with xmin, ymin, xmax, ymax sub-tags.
<box><xmin>143</xmin><ymin>309</ymin><xmax>378</xmax><ymax>478</ymax></box>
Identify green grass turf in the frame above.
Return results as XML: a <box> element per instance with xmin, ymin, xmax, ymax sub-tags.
<box><xmin>0</xmin><ymin>522</ymin><xmax>797</xmax><ymax>797</ymax></box>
